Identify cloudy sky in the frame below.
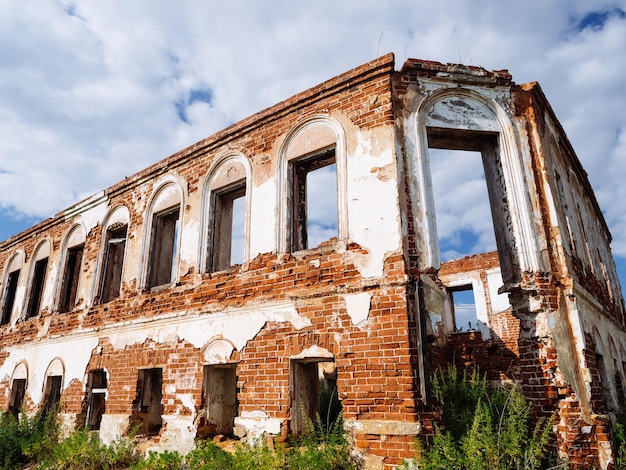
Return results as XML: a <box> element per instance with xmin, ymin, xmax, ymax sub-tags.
<box><xmin>1</xmin><ymin>0</ymin><xmax>625</xmax><ymax>288</ymax></box>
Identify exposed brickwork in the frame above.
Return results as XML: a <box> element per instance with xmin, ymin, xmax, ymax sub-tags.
<box><xmin>0</xmin><ymin>55</ymin><xmax>624</xmax><ymax>469</ymax></box>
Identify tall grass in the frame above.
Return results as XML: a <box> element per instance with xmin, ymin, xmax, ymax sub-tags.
<box><xmin>401</xmin><ymin>366</ymin><xmax>555</xmax><ymax>470</ymax></box>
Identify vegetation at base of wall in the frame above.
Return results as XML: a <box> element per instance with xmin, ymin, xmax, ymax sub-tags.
<box><xmin>1</xmin><ymin>406</ymin><xmax>354</xmax><ymax>470</ymax></box>
<box><xmin>614</xmin><ymin>413</ymin><xmax>626</xmax><ymax>469</ymax></box>
<box><xmin>0</xmin><ymin>409</ymin><xmax>59</xmax><ymax>470</ymax></box>
<box><xmin>131</xmin><ymin>414</ymin><xmax>354</xmax><ymax>470</ymax></box>
<box><xmin>400</xmin><ymin>366</ymin><xmax>555</xmax><ymax>470</ymax></box>
<box><xmin>34</xmin><ymin>428</ymin><xmax>139</xmax><ymax>470</ymax></box>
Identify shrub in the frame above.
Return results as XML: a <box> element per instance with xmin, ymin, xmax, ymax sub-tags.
<box><xmin>0</xmin><ymin>410</ymin><xmax>57</xmax><ymax>470</ymax></box>
<box><xmin>130</xmin><ymin>449</ymin><xmax>185</xmax><ymax>470</ymax></box>
<box><xmin>401</xmin><ymin>366</ymin><xmax>554</xmax><ymax>470</ymax></box>
<box><xmin>286</xmin><ymin>413</ymin><xmax>354</xmax><ymax>470</ymax></box>
<box><xmin>36</xmin><ymin>428</ymin><xmax>139</xmax><ymax>470</ymax></box>
<box><xmin>186</xmin><ymin>440</ymin><xmax>234</xmax><ymax>469</ymax></box>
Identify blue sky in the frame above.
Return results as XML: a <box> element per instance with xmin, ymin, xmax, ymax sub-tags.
<box><xmin>1</xmin><ymin>0</ymin><xmax>626</xmax><ymax>289</ymax></box>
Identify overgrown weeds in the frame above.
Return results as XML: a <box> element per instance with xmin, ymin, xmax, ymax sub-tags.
<box><xmin>130</xmin><ymin>413</ymin><xmax>354</xmax><ymax>470</ymax></box>
<box><xmin>0</xmin><ymin>409</ymin><xmax>58</xmax><ymax>470</ymax></box>
<box><xmin>400</xmin><ymin>366</ymin><xmax>555</xmax><ymax>470</ymax></box>
<box><xmin>35</xmin><ymin>428</ymin><xmax>139</xmax><ymax>470</ymax></box>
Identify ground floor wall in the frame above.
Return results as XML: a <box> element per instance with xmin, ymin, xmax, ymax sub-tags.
<box><xmin>0</xmin><ymin>283</ymin><xmax>423</xmax><ymax>469</ymax></box>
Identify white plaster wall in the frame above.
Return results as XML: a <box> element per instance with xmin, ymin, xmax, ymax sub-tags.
<box><xmin>486</xmin><ymin>268</ymin><xmax>510</xmax><ymax>314</ymax></box>
<box><xmin>345</xmin><ymin>131</ymin><xmax>402</xmax><ymax>278</ymax></box>
<box><xmin>249</xmin><ymin>178</ymin><xmax>276</xmax><ymax>258</ymax></box>
<box><xmin>1</xmin><ymin>299</ymin><xmax>311</xmax><ymax>450</ymax></box>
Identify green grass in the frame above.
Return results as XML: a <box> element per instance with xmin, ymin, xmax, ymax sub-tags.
<box><xmin>400</xmin><ymin>366</ymin><xmax>555</xmax><ymax>470</ymax></box>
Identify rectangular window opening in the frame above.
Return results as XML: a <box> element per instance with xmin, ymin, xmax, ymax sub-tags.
<box><xmin>42</xmin><ymin>375</ymin><xmax>62</xmax><ymax>416</ymax></box>
<box><xmin>59</xmin><ymin>245</ymin><xmax>84</xmax><ymax>313</ymax></box>
<box><xmin>210</xmin><ymin>183</ymin><xmax>245</xmax><ymax>272</ymax></box>
<box><xmin>148</xmin><ymin>208</ymin><xmax>180</xmax><ymax>288</ymax></box>
<box><xmin>1</xmin><ymin>270</ymin><xmax>20</xmax><ymax>325</ymax></box>
<box><xmin>133</xmin><ymin>368</ymin><xmax>163</xmax><ymax>435</ymax></box>
<box><xmin>86</xmin><ymin>370</ymin><xmax>107</xmax><ymax>430</ymax></box>
<box><xmin>8</xmin><ymin>378</ymin><xmax>26</xmax><ymax>418</ymax></box>
<box><xmin>199</xmin><ymin>365</ymin><xmax>238</xmax><ymax>437</ymax></box>
<box><xmin>26</xmin><ymin>258</ymin><xmax>48</xmax><ymax>319</ymax></box>
<box><xmin>100</xmin><ymin>225</ymin><xmax>127</xmax><ymax>303</ymax></box>
<box><xmin>429</xmin><ymin>147</ymin><xmax>496</xmax><ymax>262</ymax></box>
<box><xmin>290</xmin><ymin>359</ymin><xmax>341</xmax><ymax>436</ymax></box>
<box><xmin>450</xmin><ymin>285</ymin><xmax>478</xmax><ymax>332</ymax></box>
<box><xmin>291</xmin><ymin>148</ymin><xmax>338</xmax><ymax>252</ymax></box>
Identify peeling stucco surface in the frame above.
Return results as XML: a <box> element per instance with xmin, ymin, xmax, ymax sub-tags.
<box><xmin>343</xmin><ymin>292</ymin><xmax>371</xmax><ymax>329</ymax></box>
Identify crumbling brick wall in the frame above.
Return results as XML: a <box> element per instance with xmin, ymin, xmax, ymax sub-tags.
<box><xmin>1</xmin><ymin>53</ymin><xmax>625</xmax><ymax>469</ymax></box>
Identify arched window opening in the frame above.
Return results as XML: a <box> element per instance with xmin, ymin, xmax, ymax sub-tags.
<box><xmin>99</xmin><ymin>224</ymin><xmax>128</xmax><ymax>303</ymax></box>
<box><xmin>204</xmin><ymin>156</ymin><xmax>249</xmax><ymax>272</ymax></box>
<box><xmin>145</xmin><ymin>182</ymin><xmax>183</xmax><ymax>289</ymax></box>
<box><xmin>26</xmin><ymin>240</ymin><xmax>50</xmax><ymax>319</ymax></box>
<box><xmin>1</xmin><ymin>253</ymin><xmax>23</xmax><ymax>325</ymax></box>
<box><xmin>58</xmin><ymin>226</ymin><xmax>86</xmax><ymax>313</ymax></box>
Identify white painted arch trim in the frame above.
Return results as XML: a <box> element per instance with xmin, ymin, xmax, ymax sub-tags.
<box><xmin>54</xmin><ymin>223</ymin><xmax>87</xmax><ymax>312</ymax></box>
<box><xmin>20</xmin><ymin>238</ymin><xmax>52</xmax><ymax>321</ymax></box>
<box><xmin>90</xmin><ymin>205</ymin><xmax>131</xmax><ymax>305</ymax></box>
<box><xmin>413</xmin><ymin>87</ymin><xmax>541</xmax><ymax>273</ymax></box>
<box><xmin>199</xmin><ymin>152</ymin><xmax>252</xmax><ymax>272</ymax></box>
<box><xmin>276</xmin><ymin>114</ymin><xmax>348</xmax><ymax>253</ymax></box>
<box><xmin>140</xmin><ymin>176</ymin><xmax>187</xmax><ymax>289</ymax></box>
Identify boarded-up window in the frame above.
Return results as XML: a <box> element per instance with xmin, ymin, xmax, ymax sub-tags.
<box><xmin>8</xmin><ymin>378</ymin><xmax>26</xmax><ymax>418</ymax></box>
<box><xmin>100</xmin><ymin>225</ymin><xmax>127</xmax><ymax>303</ymax></box>
<box><xmin>26</xmin><ymin>258</ymin><xmax>48</xmax><ymax>319</ymax></box>
<box><xmin>290</xmin><ymin>148</ymin><xmax>337</xmax><ymax>251</ymax></box>
<box><xmin>148</xmin><ymin>208</ymin><xmax>179</xmax><ymax>288</ymax></box>
<box><xmin>42</xmin><ymin>375</ymin><xmax>62</xmax><ymax>416</ymax></box>
<box><xmin>1</xmin><ymin>270</ymin><xmax>20</xmax><ymax>325</ymax></box>
<box><xmin>86</xmin><ymin>370</ymin><xmax>107</xmax><ymax>430</ymax></box>
<box><xmin>210</xmin><ymin>183</ymin><xmax>245</xmax><ymax>271</ymax></box>
<box><xmin>134</xmin><ymin>368</ymin><xmax>163</xmax><ymax>434</ymax></box>
<box><xmin>59</xmin><ymin>245</ymin><xmax>84</xmax><ymax>312</ymax></box>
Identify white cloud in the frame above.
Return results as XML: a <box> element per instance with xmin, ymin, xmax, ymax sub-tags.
<box><xmin>0</xmin><ymin>0</ymin><xmax>624</xmax><ymax>282</ymax></box>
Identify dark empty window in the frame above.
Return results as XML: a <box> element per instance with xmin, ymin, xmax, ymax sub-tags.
<box><xmin>8</xmin><ymin>378</ymin><xmax>26</xmax><ymax>418</ymax></box>
<box><xmin>209</xmin><ymin>183</ymin><xmax>245</xmax><ymax>272</ymax></box>
<box><xmin>290</xmin><ymin>148</ymin><xmax>338</xmax><ymax>251</ymax></box>
<box><xmin>133</xmin><ymin>368</ymin><xmax>163</xmax><ymax>434</ymax></box>
<box><xmin>199</xmin><ymin>365</ymin><xmax>238</xmax><ymax>437</ymax></box>
<box><xmin>100</xmin><ymin>225</ymin><xmax>127</xmax><ymax>303</ymax></box>
<box><xmin>42</xmin><ymin>375</ymin><xmax>62</xmax><ymax>416</ymax></box>
<box><xmin>86</xmin><ymin>370</ymin><xmax>107</xmax><ymax>430</ymax></box>
<box><xmin>449</xmin><ymin>285</ymin><xmax>478</xmax><ymax>332</ymax></box>
<box><xmin>1</xmin><ymin>270</ymin><xmax>20</xmax><ymax>325</ymax></box>
<box><xmin>26</xmin><ymin>258</ymin><xmax>48</xmax><ymax>319</ymax></box>
<box><xmin>59</xmin><ymin>245</ymin><xmax>84</xmax><ymax>312</ymax></box>
<box><xmin>148</xmin><ymin>208</ymin><xmax>180</xmax><ymax>288</ymax></box>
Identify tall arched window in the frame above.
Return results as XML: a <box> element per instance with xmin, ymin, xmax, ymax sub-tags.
<box><xmin>42</xmin><ymin>358</ymin><xmax>64</xmax><ymax>415</ymax></box>
<box><xmin>413</xmin><ymin>88</ymin><xmax>542</xmax><ymax>282</ymax></box>
<box><xmin>202</xmin><ymin>154</ymin><xmax>250</xmax><ymax>272</ymax></box>
<box><xmin>58</xmin><ymin>225</ymin><xmax>86</xmax><ymax>313</ymax></box>
<box><xmin>9</xmin><ymin>362</ymin><xmax>28</xmax><ymax>417</ymax></box>
<box><xmin>25</xmin><ymin>240</ymin><xmax>50</xmax><ymax>319</ymax></box>
<box><xmin>144</xmin><ymin>181</ymin><xmax>184</xmax><ymax>289</ymax></box>
<box><xmin>97</xmin><ymin>206</ymin><xmax>130</xmax><ymax>303</ymax></box>
<box><xmin>277</xmin><ymin>116</ymin><xmax>347</xmax><ymax>253</ymax></box>
<box><xmin>1</xmin><ymin>251</ymin><xmax>24</xmax><ymax>325</ymax></box>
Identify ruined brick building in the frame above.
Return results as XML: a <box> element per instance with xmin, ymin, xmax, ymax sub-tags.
<box><xmin>1</xmin><ymin>53</ymin><xmax>624</xmax><ymax>468</ymax></box>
